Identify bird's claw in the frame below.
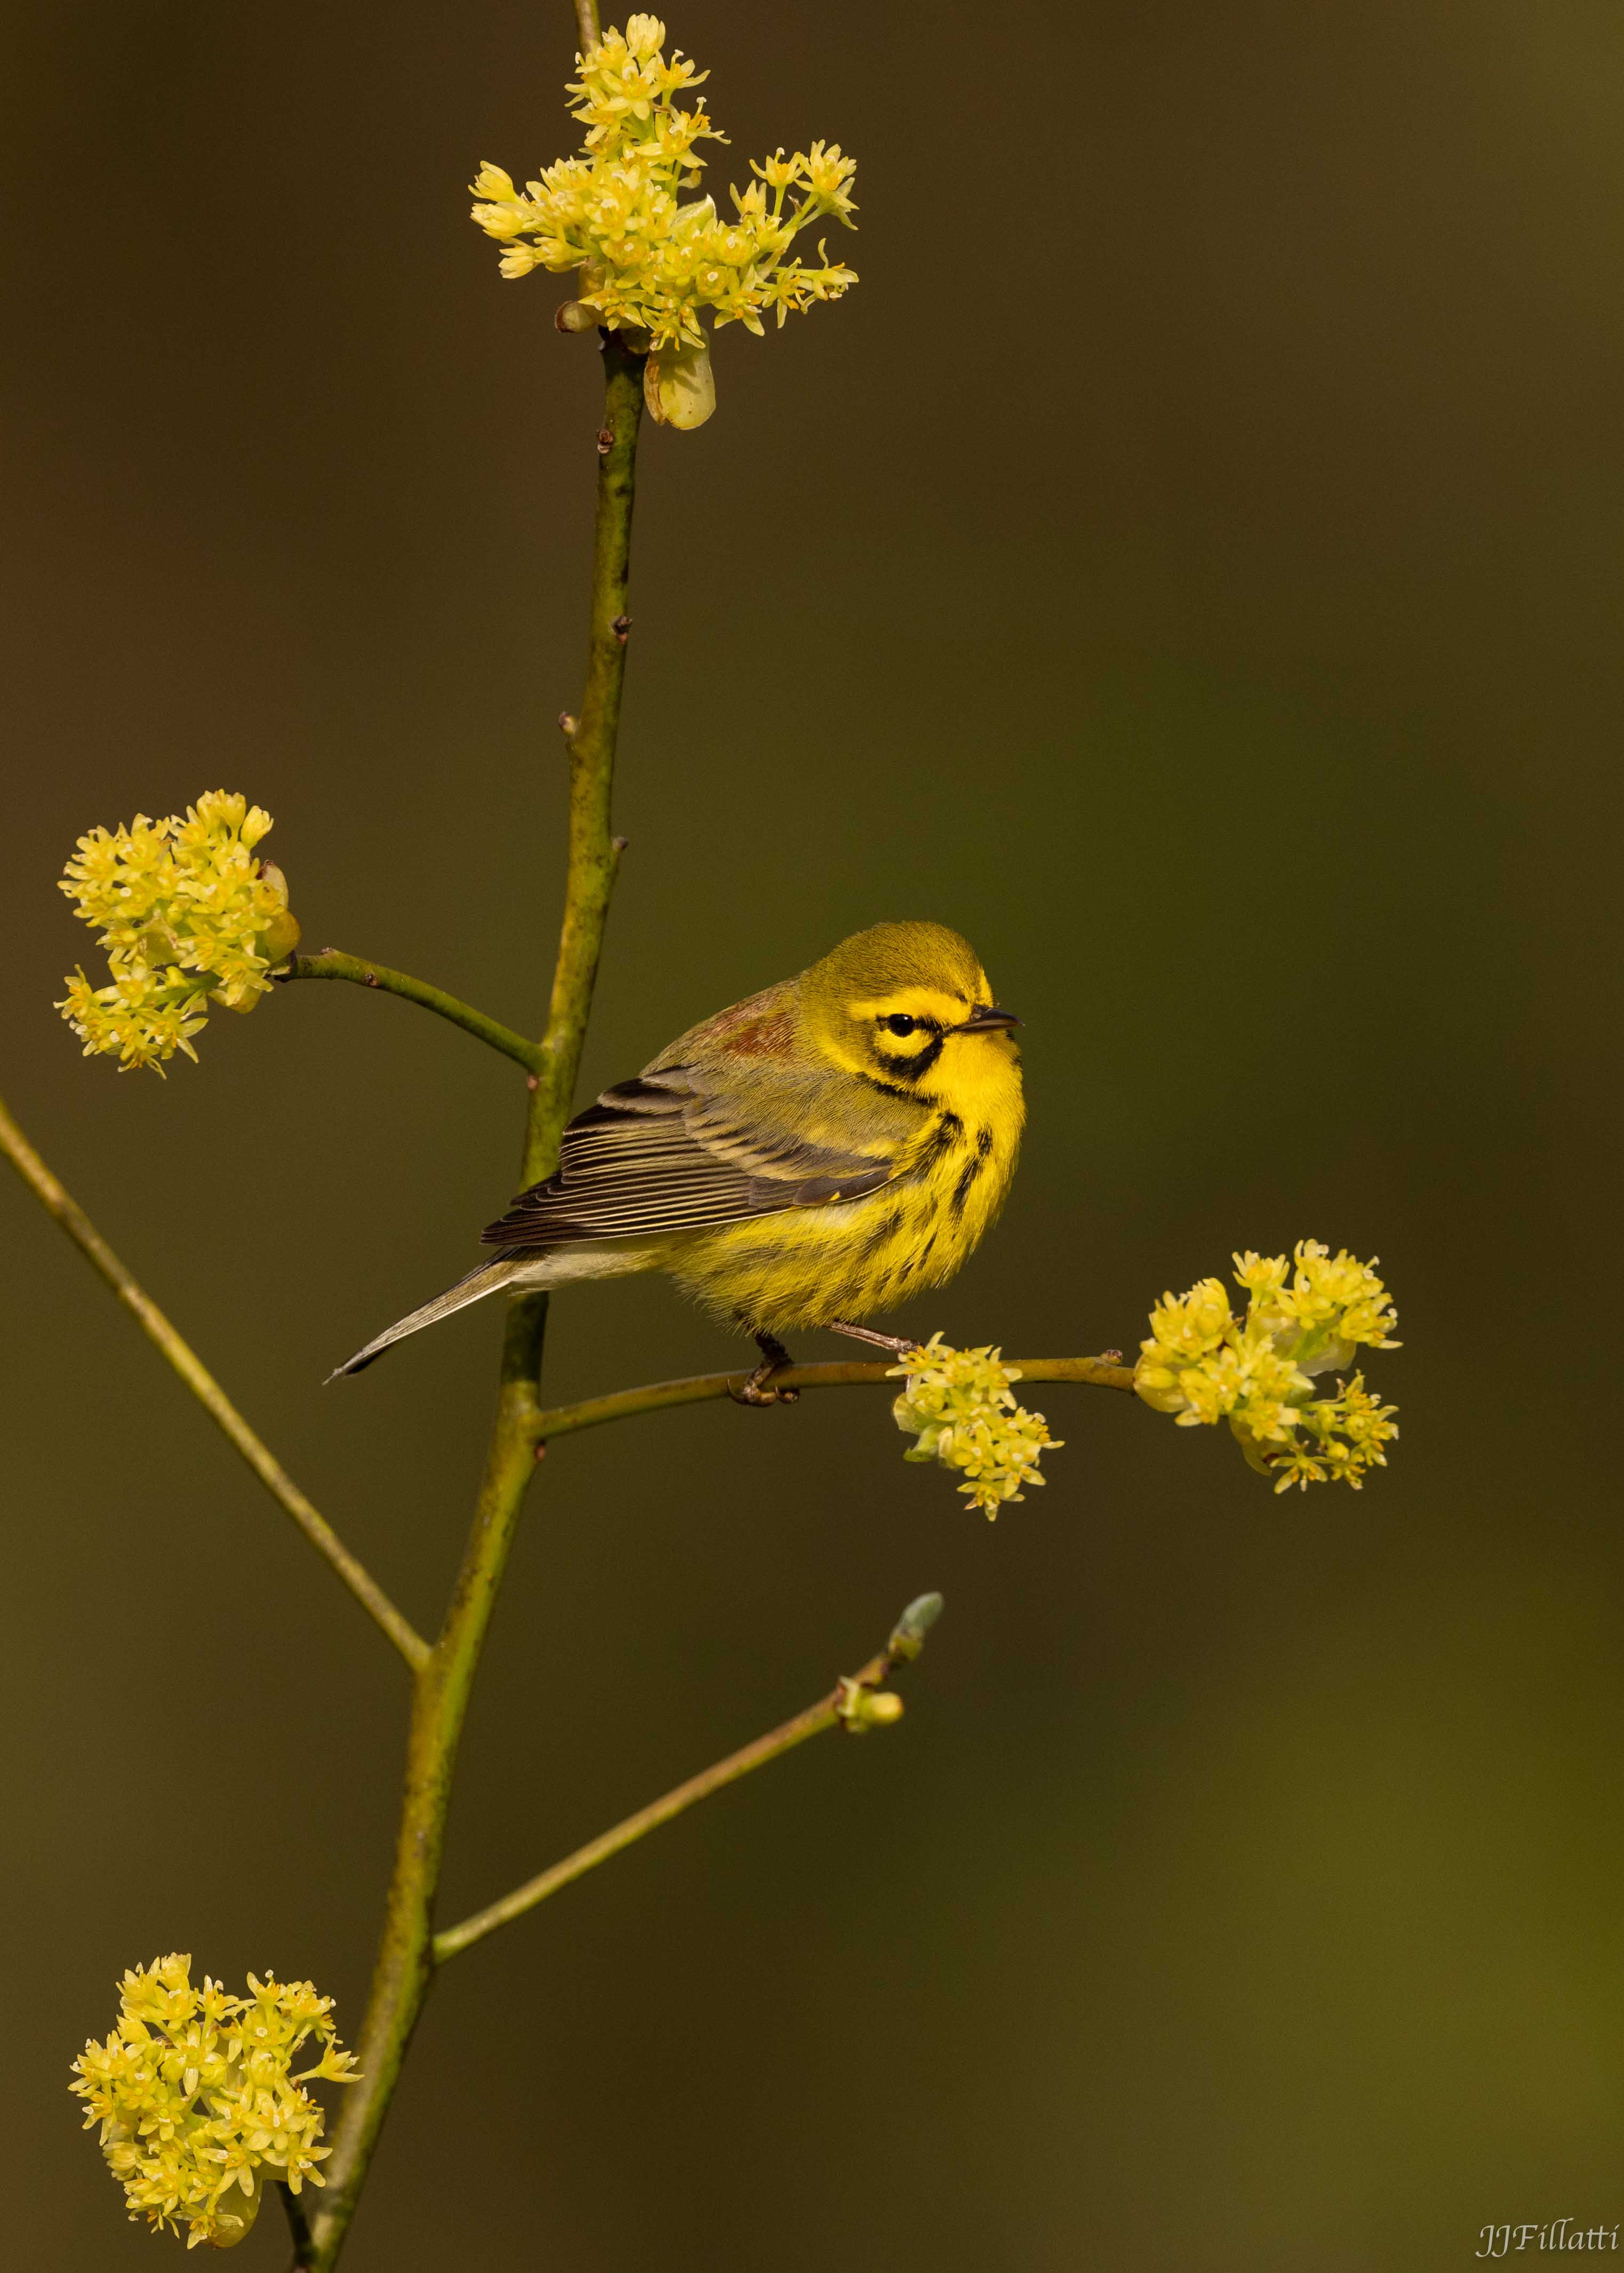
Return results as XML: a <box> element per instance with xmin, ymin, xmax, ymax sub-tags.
<box><xmin>729</xmin><ymin>1366</ymin><xmax>799</xmax><ymax>1407</ymax></box>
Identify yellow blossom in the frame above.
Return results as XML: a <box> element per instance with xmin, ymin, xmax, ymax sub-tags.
<box><xmin>57</xmin><ymin>792</ymin><xmax>298</xmax><ymax>1073</ymax></box>
<box><xmin>469</xmin><ymin>17</ymin><xmax>858</xmax><ymax>426</ymax></box>
<box><xmin>890</xmin><ymin>1334</ymin><xmax>1062</xmax><ymax>1518</ymax></box>
<box><xmin>69</xmin><ymin>1955</ymin><xmax>359</xmax><ymax>2249</ymax></box>
<box><xmin>1245</xmin><ymin>1374</ymin><xmax>1400</xmax><ymax>1494</ymax></box>
<box><xmin>1134</xmin><ymin>1242</ymin><xmax>1400</xmax><ymax>1492</ymax></box>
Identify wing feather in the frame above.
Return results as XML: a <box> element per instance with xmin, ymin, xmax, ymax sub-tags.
<box><xmin>480</xmin><ymin>1072</ymin><xmax>898</xmax><ymax>1251</ymax></box>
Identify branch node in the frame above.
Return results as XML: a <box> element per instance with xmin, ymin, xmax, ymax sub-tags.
<box><xmin>596</xmin><ymin>427</ymin><xmax>614</xmax><ymax>455</ymax></box>
<box><xmin>559</xmin><ymin>711</ymin><xmax>578</xmax><ymax>737</ymax></box>
<box><xmin>612</xmin><ymin>613</ymin><xmax>632</xmax><ymax>643</ymax></box>
<box><xmin>612</xmin><ymin>834</ymin><xmax>629</xmax><ymax>852</ymax></box>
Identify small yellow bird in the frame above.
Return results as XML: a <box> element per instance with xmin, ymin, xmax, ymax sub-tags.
<box><xmin>332</xmin><ymin>921</ymin><xmax>1023</xmax><ymax>1399</ymax></box>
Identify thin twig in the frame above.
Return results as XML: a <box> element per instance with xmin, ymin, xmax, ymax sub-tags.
<box><xmin>531</xmin><ymin>1352</ymin><xmax>1140</xmax><ymax>1442</ymax></box>
<box><xmin>434</xmin><ymin>1597</ymin><xmax>941</xmax><ymax>1962</ymax></box>
<box><xmin>0</xmin><ymin>1091</ymin><xmax>429</xmax><ymax>1673</ymax></box>
<box><xmin>574</xmin><ymin>2</ymin><xmax>600</xmax><ymax>55</ymax></box>
<box><xmin>277</xmin><ymin>950</ymin><xmax>544</xmax><ymax>1074</ymax></box>
<box><xmin>437</xmin><ymin>1691</ymin><xmax>841</xmax><ymax>1961</ymax></box>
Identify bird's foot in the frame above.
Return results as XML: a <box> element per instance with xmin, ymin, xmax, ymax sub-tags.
<box><xmin>729</xmin><ymin>1333</ymin><xmax>800</xmax><ymax>1407</ymax></box>
<box><xmin>825</xmin><ymin>1320</ymin><xmax>924</xmax><ymax>1359</ymax></box>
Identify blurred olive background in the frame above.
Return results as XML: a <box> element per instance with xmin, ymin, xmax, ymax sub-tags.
<box><xmin>3</xmin><ymin>1</ymin><xmax>1621</xmax><ymax>2266</ymax></box>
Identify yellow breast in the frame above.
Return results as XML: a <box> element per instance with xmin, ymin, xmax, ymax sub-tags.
<box><xmin>666</xmin><ymin>1041</ymin><xmax>1024</xmax><ymax>1335</ymax></box>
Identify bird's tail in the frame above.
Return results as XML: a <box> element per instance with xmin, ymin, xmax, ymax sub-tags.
<box><xmin>327</xmin><ymin>1258</ymin><xmax>531</xmax><ymax>1380</ymax></box>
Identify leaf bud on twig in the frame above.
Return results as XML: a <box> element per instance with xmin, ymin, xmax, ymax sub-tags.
<box><xmin>888</xmin><ymin>1591</ymin><xmax>944</xmax><ymax>1662</ymax></box>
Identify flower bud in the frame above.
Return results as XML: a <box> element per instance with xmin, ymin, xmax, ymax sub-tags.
<box><xmin>837</xmin><ymin>1679</ymin><xmax>905</xmax><ymax>1732</ymax></box>
<box><xmin>255</xmin><ymin>864</ymin><xmax>301</xmax><ymax>968</ymax></box>
<box><xmin>555</xmin><ymin>300</ymin><xmax>603</xmax><ymax>333</ymax></box>
<box><xmin>1286</xmin><ymin>1330</ymin><xmax>1356</xmax><ymax>1378</ymax></box>
<box><xmin>644</xmin><ymin>338</ymin><xmax>715</xmax><ymax>429</ymax></box>
<box><xmin>203</xmin><ymin>2171</ymin><xmax>261</xmax><ymax>2248</ymax></box>
<box><xmin>1132</xmin><ymin>1362</ymin><xmax>1189</xmax><ymax>1416</ymax></box>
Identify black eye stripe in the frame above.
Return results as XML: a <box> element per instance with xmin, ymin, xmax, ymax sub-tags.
<box><xmin>871</xmin><ymin>1031</ymin><xmax>945</xmax><ymax>1082</ymax></box>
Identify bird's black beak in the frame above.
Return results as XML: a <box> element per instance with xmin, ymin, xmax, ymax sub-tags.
<box><xmin>958</xmin><ymin>1003</ymin><xmax>1021</xmax><ymax>1033</ymax></box>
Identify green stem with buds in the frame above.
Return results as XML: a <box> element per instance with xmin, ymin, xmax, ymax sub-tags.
<box><xmin>0</xmin><ymin>1090</ymin><xmax>428</xmax><ymax>1672</ymax></box>
<box><xmin>277</xmin><ymin>950</ymin><xmax>545</xmax><ymax>1074</ymax></box>
<box><xmin>306</xmin><ymin>328</ymin><xmax>646</xmax><ymax>2272</ymax></box>
<box><xmin>432</xmin><ymin>1593</ymin><xmax>943</xmax><ymax>1964</ymax></box>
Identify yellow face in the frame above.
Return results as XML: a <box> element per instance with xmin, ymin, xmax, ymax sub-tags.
<box><xmin>799</xmin><ymin>923</ymin><xmax>1023</xmax><ymax>1118</ymax></box>
<box><xmin>833</xmin><ymin>979</ymin><xmax>1022</xmax><ymax>1108</ymax></box>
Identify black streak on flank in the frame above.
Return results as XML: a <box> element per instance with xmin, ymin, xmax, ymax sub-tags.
<box><xmin>861</xmin><ymin>1074</ymin><xmax>922</xmax><ymax>1104</ymax></box>
<box><xmin>915</xmin><ymin>1113</ymin><xmax>961</xmax><ymax>1171</ymax></box>
<box><xmin>949</xmin><ymin>1151</ymin><xmax>985</xmax><ymax>1222</ymax></box>
<box><xmin>862</xmin><ymin>1208</ymin><xmax>907</xmax><ymax>1261</ymax></box>
<box><xmin>975</xmin><ymin>1127</ymin><xmax>993</xmax><ymax>1160</ymax></box>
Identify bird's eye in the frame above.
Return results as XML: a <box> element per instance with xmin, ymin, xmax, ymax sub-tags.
<box><xmin>881</xmin><ymin>1014</ymin><xmax>918</xmax><ymax>1037</ymax></box>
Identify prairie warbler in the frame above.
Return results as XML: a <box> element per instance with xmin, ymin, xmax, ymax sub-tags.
<box><xmin>332</xmin><ymin>922</ymin><xmax>1023</xmax><ymax>1400</ymax></box>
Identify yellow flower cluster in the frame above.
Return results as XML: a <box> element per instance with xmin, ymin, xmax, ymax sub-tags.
<box><xmin>891</xmin><ymin>1334</ymin><xmax>1062</xmax><ymax>1518</ymax></box>
<box><xmin>469</xmin><ymin>15</ymin><xmax>857</xmax><ymax>427</ymax></box>
<box><xmin>57</xmin><ymin>793</ymin><xmax>299</xmax><ymax>1073</ymax></box>
<box><xmin>69</xmin><ymin>1954</ymin><xmax>359</xmax><ymax>2250</ymax></box>
<box><xmin>1135</xmin><ymin>1241</ymin><xmax>1400</xmax><ymax>1493</ymax></box>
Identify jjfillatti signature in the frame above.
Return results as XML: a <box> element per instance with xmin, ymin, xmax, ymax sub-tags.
<box><xmin>1478</xmin><ymin>2224</ymin><xmax>1620</xmax><ymax>2256</ymax></box>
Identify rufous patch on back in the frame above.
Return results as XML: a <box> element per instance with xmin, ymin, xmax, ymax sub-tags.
<box><xmin>723</xmin><ymin>1010</ymin><xmax>794</xmax><ymax>1057</ymax></box>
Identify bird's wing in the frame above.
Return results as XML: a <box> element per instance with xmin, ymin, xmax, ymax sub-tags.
<box><xmin>480</xmin><ymin>1068</ymin><xmax>898</xmax><ymax>1251</ymax></box>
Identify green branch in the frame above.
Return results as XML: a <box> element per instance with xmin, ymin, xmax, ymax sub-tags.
<box><xmin>523</xmin><ymin>330</ymin><xmax>643</xmax><ymax>1185</ymax></box>
<box><xmin>0</xmin><ymin>1090</ymin><xmax>429</xmax><ymax>1672</ymax></box>
<box><xmin>433</xmin><ymin>1593</ymin><xmax>943</xmax><ymax>1963</ymax></box>
<box><xmin>277</xmin><ymin>950</ymin><xmax>544</xmax><ymax>1074</ymax></box>
<box><xmin>307</xmin><ymin>328</ymin><xmax>646</xmax><ymax>2272</ymax></box>
<box><xmin>308</xmin><ymin>1303</ymin><xmax>547</xmax><ymax>2268</ymax></box>
<box><xmin>530</xmin><ymin>1352</ymin><xmax>1139</xmax><ymax>1443</ymax></box>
